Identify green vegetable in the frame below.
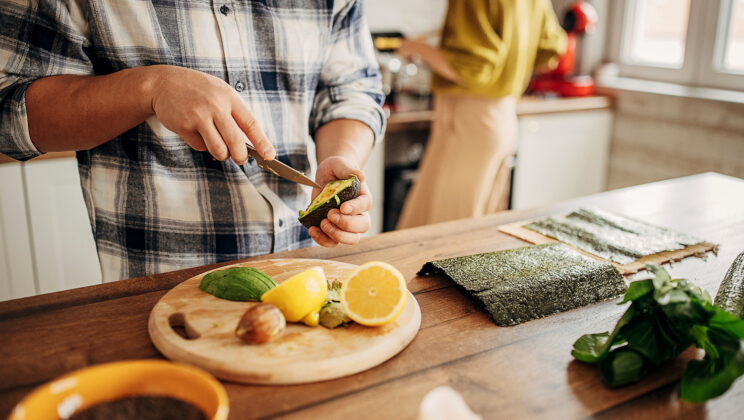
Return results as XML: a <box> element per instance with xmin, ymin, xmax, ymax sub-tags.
<box><xmin>714</xmin><ymin>250</ymin><xmax>744</xmax><ymax>318</ymax></box>
<box><xmin>319</xmin><ymin>281</ymin><xmax>352</xmax><ymax>328</ymax></box>
<box><xmin>572</xmin><ymin>263</ymin><xmax>744</xmax><ymax>402</ymax></box>
<box><xmin>298</xmin><ymin>176</ymin><xmax>361</xmax><ymax>228</ymax></box>
<box><xmin>199</xmin><ymin>267</ymin><xmax>277</xmax><ymax>301</ymax></box>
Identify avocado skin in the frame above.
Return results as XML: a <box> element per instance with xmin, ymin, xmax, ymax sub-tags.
<box><xmin>299</xmin><ymin>177</ymin><xmax>361</xmax><ymax>228</ymax></box>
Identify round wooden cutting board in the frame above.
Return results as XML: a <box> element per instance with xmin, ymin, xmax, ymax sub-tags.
<box><xmin>148</xmin><ymin>259</ymin><xmax>421</xmax><ymax>385</ymax></box>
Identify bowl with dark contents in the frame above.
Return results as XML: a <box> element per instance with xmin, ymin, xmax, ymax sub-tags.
<box><xmin>7</xmin><ymin>359</ymin><xmax>228</xmax><ymax>420</ymax></box>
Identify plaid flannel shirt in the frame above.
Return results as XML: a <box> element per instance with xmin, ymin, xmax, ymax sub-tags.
<box><xmin>0</xmin><ymin>0</ymin><xmax>385</xmax><ymax>282</ymax></box>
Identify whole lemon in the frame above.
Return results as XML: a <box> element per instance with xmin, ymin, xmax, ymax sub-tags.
<box><xmin>261</xmin><ymin>267</ymin><xmax>328</xmax><ymax>325</ymax></box>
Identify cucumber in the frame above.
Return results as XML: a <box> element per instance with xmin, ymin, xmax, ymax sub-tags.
<box><xmin>199</xmin><ymin>267</ymin><xmax>277</xmax><ymax>301</ymax></box>
<box><xmin>714</xmin><ymin>250</ymin><xmax>744</xmax><ymax>318</ymax></box>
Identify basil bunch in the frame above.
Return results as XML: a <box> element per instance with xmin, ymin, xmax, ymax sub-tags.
<box><xmin>572</xmin><ymin>264</ymin><xmax>744</xmax><ymax>402</ymax></box>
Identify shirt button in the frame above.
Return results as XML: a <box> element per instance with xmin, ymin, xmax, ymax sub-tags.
<box><xmin>219</xmin><ymin>5</ymin><xmax>230</xmax><ymax>15</ymax></box>
<box><xmin>278</xmin><ymin>219</ymin><xmax>284</xmax><ymax>227</ymax></box>
<box><xmin>235</xmin><ymin>81</ymin><xmax>245</xmax><ymax>92</ymax></box>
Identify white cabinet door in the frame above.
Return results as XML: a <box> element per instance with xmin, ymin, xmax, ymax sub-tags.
<box><xmin>511</xmin><ymin>110</ymin><xmax>613</xmax><ymax>209</ymax></box>
<box><xmin>23</xmin><ymin>158</ymin><xmax>102</xmax><ymax>293</ymax></box>
<box><xmin>0</xmin><ymin>163</ymin><xmax>37</xmax><ymax>301</ymax></box>
<box><xmin>364</xmin><ymin>141</ymin><xmax>384</xmax><ymax>236</ymax></box>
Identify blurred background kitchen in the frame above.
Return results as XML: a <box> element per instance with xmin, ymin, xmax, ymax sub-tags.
<box><xmin>1</xmin><ymin>0</ymin><xmax>742</xmax><ymax>300</ymax></box>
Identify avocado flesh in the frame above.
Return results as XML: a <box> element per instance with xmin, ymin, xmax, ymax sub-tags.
<box><xmin>298</xmin><ymin>176</ymin><xmax>361</xmax><ymax>228</ymax></box>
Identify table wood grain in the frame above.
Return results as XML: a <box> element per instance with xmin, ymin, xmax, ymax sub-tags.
<box><xmin>1</xmin><ymin>172</ymin><xmax>743</xmax><ymax>419</ymax></box>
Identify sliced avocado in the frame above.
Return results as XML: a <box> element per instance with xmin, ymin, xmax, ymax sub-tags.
<box><xmin>298</xmin><ymin>175</ymin><xmax>361</xmax><ymax>228</ymax></box>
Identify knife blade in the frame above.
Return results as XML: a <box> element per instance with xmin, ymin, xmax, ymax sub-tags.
<box><xmin>245</xmin><ymin>144</ymin><xmax>321</xmax><ymax>189</ymax></box>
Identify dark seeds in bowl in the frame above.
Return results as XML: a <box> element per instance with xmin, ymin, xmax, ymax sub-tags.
<box><xmin>68</xmin><ymin>395</ymin><xmax>206</xmax><ymax>420</ymax></box>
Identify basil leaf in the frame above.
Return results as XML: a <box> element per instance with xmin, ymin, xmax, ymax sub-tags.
<box><xmin>572</xmin><ymin>305</ymin><xmax>638</xmax><ymax>363</ymax></box>
<box><xmin>572</xmin><ymin>332</ymin><xmax>611</xmax><ymax>363</ymax></box>
<box><xmin>708</xmin><ymin>310</ymin><xmax>744</xmax><ymax>339</ymax></box>
<box><xmin>621</xmin><ymin>279</ymin><xmax>654</xmax><ymax>304</ymax></box>
<box><xmin>622</xmin><ymin>318</ymin><xmax>662</xmax><ymax>365</ymax></box>
<box><xmin>573</xmin><ymin>264</ymin><xmax>744</xmax><ymax>402</ymax></box>
<box><xmin>681</xmin><ymin>339</ymin><xmax>744</xmax><ymax>402</ymax></box>
<box><xmin>599</xmin><ymin>348</ymin><xmax>648</xmax><ymax>388</ymax></box>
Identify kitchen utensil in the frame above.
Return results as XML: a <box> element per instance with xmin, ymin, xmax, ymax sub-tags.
<box><xmin>246</xmin><ymin>144</ymin><xmax>320</xmax><ymax>188</ymax></box>
<box><xmin>8</xmin><ymin>359</ymin><xmax>228</xmax><ymax>420</ymax></box>
<box><xmin>148</xmin><ymin>258</ymin><xmax>421</xmax><ymax>385</ymax></box>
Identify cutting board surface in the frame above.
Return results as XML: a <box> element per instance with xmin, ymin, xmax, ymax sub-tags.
<box><xmin>148</xmin><ymin>259</ymin><xmax>421</xmax><ymax>384</ymax></box>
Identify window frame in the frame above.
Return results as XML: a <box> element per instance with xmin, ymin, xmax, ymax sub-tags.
<box><xmin>608</xmin><ymin>0</ymin><xmax>744</xmax><ymax>91</ymax></box>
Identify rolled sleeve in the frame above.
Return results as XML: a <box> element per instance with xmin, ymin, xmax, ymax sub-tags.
<box><xmin>0</xmin><ymin>78</ymin><xmax>40</xmax><ymax>161</ymax></box>
<box><xmin>310</xmin><ymin>0</ymin><xmax>386</xmax><ymax>144</ymax></box>
<box><xmin>0</xmin><ymin>0</ymin><xmax>93</xmax><ymax>161</ymax></box>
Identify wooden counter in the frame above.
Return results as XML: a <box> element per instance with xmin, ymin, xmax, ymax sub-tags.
<box><xmin>1</xmin><ymin>172</ymin><xmax>743</xmax><ymax>419</ymax></box>
<box><xmin>386</xmin><ymin>95</ymin><xmax>613</xmax><ymax>132</ymax></box>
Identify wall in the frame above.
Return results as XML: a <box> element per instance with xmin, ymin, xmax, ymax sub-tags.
<box><xmin>600</xmin><ymin>88</ymin><xmax>744</xmax><ymax>189</ymax></box>
<box><xmin>364</xmin><ymin>0</ymin><xmax>447</xmax><ymax>36</ymax></box>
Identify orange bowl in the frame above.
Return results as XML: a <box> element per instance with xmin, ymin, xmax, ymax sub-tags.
<box><xmin>7</xmin><ymin>359</ymin><xmax>229</xmax><ymax>420</ymax></box>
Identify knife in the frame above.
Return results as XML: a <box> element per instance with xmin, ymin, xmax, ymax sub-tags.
<box><xmin>245</xmin><ymin>143</ymin><xmax>321</xmax><ymax>189</ymax></box>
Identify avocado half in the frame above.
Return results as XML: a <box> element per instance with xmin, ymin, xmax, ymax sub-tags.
<box><xmin>298</xmin><ymin>175</ymin><xmax>361</xmax><ymax>228</ymax></box>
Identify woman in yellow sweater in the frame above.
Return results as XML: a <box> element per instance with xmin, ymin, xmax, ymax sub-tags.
<box><xmin>395</xmin><ymin>0</ymin><xmax>566</xmax><ymax>228</ymax></box>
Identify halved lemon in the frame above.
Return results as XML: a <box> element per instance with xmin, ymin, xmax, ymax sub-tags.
<box><xmin>340</xmin><ymin>262</ymin><xmax>408</xmax><ymax>326</ymax></box>
<box><xmin>261</xmin><ymin>266</ymin><xmax>327</xmax><ymax>326</ymax></box>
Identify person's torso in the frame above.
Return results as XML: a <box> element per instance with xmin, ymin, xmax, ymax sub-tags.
<box><xmin>75</xmin><ymin>1</ymin><xmax>338</xmax><ymax>280</ymax></box>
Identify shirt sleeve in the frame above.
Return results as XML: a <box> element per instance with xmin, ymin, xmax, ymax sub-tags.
<box><xmin>439</xmin><ymin>0</ymin><xmax>507</xmax><ymax>89</ymax></box>
<box><xmin>309</xmin><ymin>0</ymin><xmax>386</xmax><ymax>145</ymax></box>
<box><xmin>0</xmin><ymin>0</ymin><xmax>93</xmax><ymax>161</ymax></box>
<box><xmin>534</xmin><ymin>0</ymin><xmax>568</xmax><ymax>70</ymax></box>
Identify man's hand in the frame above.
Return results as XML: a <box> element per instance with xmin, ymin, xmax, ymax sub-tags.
<box><xmin>150</xmin><ymin>66</ymin><xmax>275</xmax><ymax>164</ymax></box>
<box><xmin>308</xmin><ymin>156</ymin><xmax>372</xmax><ymax>247</ymax></box>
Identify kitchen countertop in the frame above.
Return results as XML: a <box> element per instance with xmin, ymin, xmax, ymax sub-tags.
<box><xmin>0</xmin><ymin>151</ymin><xmax>75</xmax><ymax>165</ymax></box>
<box><xmin>1</xmin><ymin>172</ymin><xmax>742</xmax><ymax>419</ymax></box>
<box><xmin>386</xmin><ymin>94</ymin><xmax>613</xmax><ymax>132</ymax></box>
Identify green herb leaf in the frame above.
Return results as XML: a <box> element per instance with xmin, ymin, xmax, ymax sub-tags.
<box><xmin>708</xmin><ymin>310</ymin><xmax>744</xmax><ymax>339</ymax></box>
<box><xmin>573</xmin><ymin>264</ymin><xmax>744</xmax><ymax>401</ymax></box>
<box><xmin>622</xmin><ymin>319</ymin><xmax>662</xmax><ymax>365</ymax></box>
<box><xmin>621</xmin><ymin>279</ymin><xmax>654</xmax><ymax>303</ymax></box>
<box><xmin>599</xmin><ymin>348</ymin><xmax>648</xmax><ymax>387</ymax></box>
<box><xmin>681</xmin><ymin>338</ymin><xmax>744</xmax><ymax>402</ymax></box>
<box><xmin>572</xmin><ymin>332</ymin><xmax>611</xmax><ymax>363</ymax></box>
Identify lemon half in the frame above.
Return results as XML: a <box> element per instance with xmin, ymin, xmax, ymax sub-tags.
<box><xmin>340</xmin><ymin>261</ymin><xmax>408</xmax><ymax>327</ymax></box>
<box><xmin>261</xmin><ymin>266</ymin><xmax>327</xmax><ymax>326</ymax></box>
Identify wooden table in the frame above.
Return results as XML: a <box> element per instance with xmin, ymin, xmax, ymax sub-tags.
<box><xmin>1</xmin><ymin>172</ymin><xmax>743</xmax><ymax>419</ymax></box>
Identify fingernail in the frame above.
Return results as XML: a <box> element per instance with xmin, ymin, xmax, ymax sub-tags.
<box><xmin>264</xmin><ymin>147</ymin><xmax>275</xmax><ymax>160</ymax></box>
<box><xmin>342</xmin><ymin>204</ymin><xmax>354</xmax><ymax>214</ymax></box>
<box><xmin>330</xmin><ymin>212</ymin><xmax>340</xmax><ymax>223</ymax></box>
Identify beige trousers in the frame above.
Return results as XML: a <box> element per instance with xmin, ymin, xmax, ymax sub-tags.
<box><xmin>396</xmin><ymin>94</ymin><xmax>517</xmax><ymax>229</ymax></box>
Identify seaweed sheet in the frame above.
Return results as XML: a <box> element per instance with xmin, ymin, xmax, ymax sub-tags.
<box><xmin>418</xmin><ymin>243</ymin><xmax>626</xmax><ymax>326</ymax></box>
<box><xmin>523</xmin><ymin>208</ymin><xmax>704</xmax><ymax>265</ymax></box>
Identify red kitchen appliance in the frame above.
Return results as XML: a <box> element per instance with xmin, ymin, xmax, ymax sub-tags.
<box><xmin>530</xmin><ymin>1</ymin><xmax>598</xmax><ymax>97</ymax></box>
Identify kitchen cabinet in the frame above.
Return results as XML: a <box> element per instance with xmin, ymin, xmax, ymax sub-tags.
<box><xmin>0</xmin><ymin>163</ymin><xmax>36</xmax><ymax>301</ymax></box>
<box><xmin>511</xmin><ymin>109</ymin><xmax>614</xmax><ymax>209</ymax></box>
<box><xmin>1</xmin><ymin>157</ymin><xmax>102</xmax><ymax>301</ymax></box>
<box><xmin>383</xmin><ymin>96</ymin><xmax>615</xmax><ymax>227</ymax></box>
<box><xmin>22</xmin><ymin>158</ymin><xmax>102</xmax><ymax>294</ymax></box>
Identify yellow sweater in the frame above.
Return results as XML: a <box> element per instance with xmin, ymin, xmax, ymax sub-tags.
<box><xmin>433</xmin><ymin>0</ymin><xmax>567</xmax><ymax>98</ymax></box>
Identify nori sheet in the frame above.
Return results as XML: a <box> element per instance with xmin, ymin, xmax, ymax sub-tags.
<box><xmin>418</xmin><ymin>243</ymin><xmax>626</xmax><ymax>326</ymax></box>
<box><xmin>523</xmin><ymin>208</ymin><xmax>703</xmax><ymax>265</ymax></box>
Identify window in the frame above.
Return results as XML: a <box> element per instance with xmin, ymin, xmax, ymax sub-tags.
<box><xmin>720</xmin><ymin>0</ymin><xmax>744</xmax><ymax>73</ymax></box>
<box><xmin>609</xmin><ymin>0</ymin><xmax>744</xmax><ymax>91</ymax></box>
<box><xmin>622</xmin><ymin>0</ymin><xmax>690</xmax><ymax>68</ymax></box>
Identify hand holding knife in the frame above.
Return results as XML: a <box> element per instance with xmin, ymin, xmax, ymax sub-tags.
<box><xmin>245</xmin><ymin>143</ymin><xmax>321</xmax><ymax>189</ymax></box>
